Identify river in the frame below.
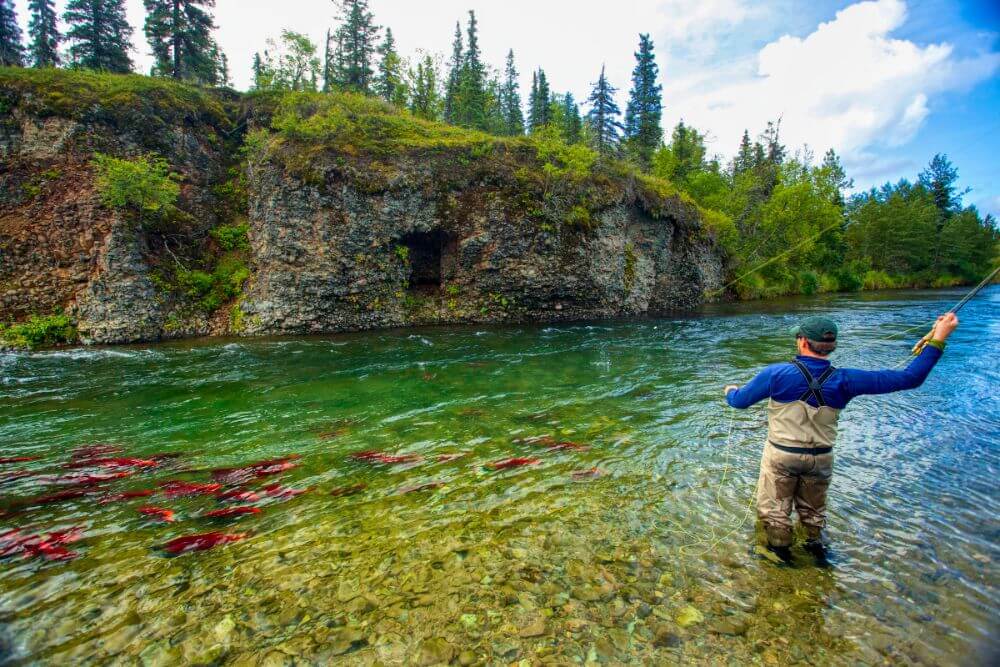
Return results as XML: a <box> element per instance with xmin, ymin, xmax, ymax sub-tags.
<box><xmin>1</xmin><ymin>287</ymin><xmax>997</xmax><ymax>665</ymax></box>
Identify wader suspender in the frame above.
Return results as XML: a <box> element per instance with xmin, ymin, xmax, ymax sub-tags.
<box><xmin>790</xmin><ymin>360</ymin><xmax>835</xmax><ymax>406</ymax></box>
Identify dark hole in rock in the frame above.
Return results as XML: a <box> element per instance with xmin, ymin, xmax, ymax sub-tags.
<box><xmin>402</xmin><ymin>230</ymin><xmax>449</xmax><ymax>288</ymax></box>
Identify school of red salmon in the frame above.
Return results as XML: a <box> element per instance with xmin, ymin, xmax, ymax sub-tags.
<box><xmin>0</xmin><ymin>434</ymin><xmax>600</xmax><ymax>563</ymax></box>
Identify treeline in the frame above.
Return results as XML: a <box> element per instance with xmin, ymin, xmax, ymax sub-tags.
<box><xmin>0</xmin><ymin>0</ymin><xmax>228</xmax><ymax>83</ymax></box>
<box><xmin>654</xmin><ymin>121</ymin><xmax>999</xmax><ymax>296</ymax></box>
<box><xmin>2</xmin><ymin>0</ymin><xmax>996</xmax><ymax>296</ymax></box>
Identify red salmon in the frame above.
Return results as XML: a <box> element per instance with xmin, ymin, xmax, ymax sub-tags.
<box><xmin>329</xmin><ymin>483</ymin><xmax>367</xmax><ymax>497</ymax></box>
<box><xmin>349</xmin><ymin>450</ymin><xmax>422</xmax><ymax>465</ymax></box>
<box><xmin>159</xmin><ymin>481</ymin><xmax>222</xmax><ymax>498</ymax></box>
<box><xmin>261</xmin><ymin>484</ymin><xmax>310</xmax><ymax>499</ymax></box>
<box><xmin>203</xmin><ymin>506</ymin><xmax>261</xmax><ymax>519</ymax></box>
<box><xmin>64</xmin><ymin>457</ymin><xmax>158</xmax><ymax>470</ymax></box>
<box><xmin>161</xmin><ymin>531</ymin><xmax>246</xmax><ymax>555</ymax></box>
<box><xmin>139</xmin><ymin>506</ymin><xmax>176</xmax><ymax>522</ymax></box>
<box><xmin>486</xmin><ymin>457</ymin><xmax>541</xmax><ymax>470</ymax></box>
<box><xmin>0</xmin><ymin>456</ymin><xmax>40</xmax><ymax>464</ymax></box>
<box><xmin>571</xmin><ymin>467</ymin><xmax>603</xmax><ymax>480</ymax></box>
<box><xmin>216</xmin><ymin>488</ymin><xmax>261</xmax><ymax>503</ymax></box>
<box><xmin>99</xmin><ymin>489</ymin><xmax>154</xmax><ymax>503</ymax></box>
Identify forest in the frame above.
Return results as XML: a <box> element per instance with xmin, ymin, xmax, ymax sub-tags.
<box><xmin>1</xmin><ymin>0</ymin><xmax>997</xmax><ymax>298</ymax></box>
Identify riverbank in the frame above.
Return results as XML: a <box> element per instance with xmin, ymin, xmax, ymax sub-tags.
<box><xmin>0</xmin><ymin>67</ymin><xmax>724</xmax><ymax>349</ymax></box>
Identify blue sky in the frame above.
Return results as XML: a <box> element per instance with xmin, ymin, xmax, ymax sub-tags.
<box><xmin>13</xmin><ymin>0</ymin><xmax>1000</xmax><ymax>216</ymax></box>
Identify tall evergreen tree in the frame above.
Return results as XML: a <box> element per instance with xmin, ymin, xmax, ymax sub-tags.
<box><xmin>498</xmin><ymin>49</ymin><xmax>523</xmax><ymax>136</ymax></box>
<box><xmin>527</xmin><ymin>68</ymin><xmax>551</xmax><ymax>132</ymax></box>
<box><xmin>0</xmin><ymin>0</ymin><xmax>24</xmax><ymax>66</ymax></box>
<box><xmin>585</xmin><ymin>65</ymin><xmax>623</xmax><ymax>155</ymax></box>
<box><xmin>375</xmin><ymin>27</ymin><xmax>405</xmax><ymax>105</ymax></box>
<box><xmin>330</xmin><ymin>0</ymin><xmax>378</xmax><ymax>93</ymax></box>
<box><xmin>443</xmin><ymin>21</ymin><xmax>462</xmax><ymax>122</ymax></box>
<box><xmin>322</xmin><ymin>28</ymin><xmax>333</xmax><ymax>91</ymax></box>
<box><xmin>409</xmin><ymin>53</ymin><xmax>441</xmax><ymax>120</ymax></box>
<box><xmin>559</xmin><ymin>93</ymin><xmax>582</xmax><ymax>143</ymax></box>
<box><xmin>732</xmin><ymin>129</ymin><xmax>753</xmax><ymax>175</ymax></box>
<box><xmin>454</xmin><ymin>10</ymin><xmax>486</xmax><ymax>129</ymax></box>
<box><xmin>28</xmin><ymin>0</ymin><xmax>60</xmax><ymax>67</ymax></box>
<box><xmin>64</xmin><ymin>0</ymin><xmax>134</xmax><ymax>72</ymax></box>
<box><xmin>624</xmin><ymin>33</ymin><xmax>662</xmax><ymax>167</ymax></box>
<box><xmin>918</xmin><ymin>153</ymin><xmax>963</xmax><ymax>217</ymax></box>
<box><xmin>143</xmin><ymin>0</ymin><xmax>221</xmax><ymax>83</ymax></box>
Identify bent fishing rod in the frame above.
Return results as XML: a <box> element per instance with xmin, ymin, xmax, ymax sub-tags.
<box><xmin>909</xmin><ymin>264</ymin><xmax>1000</xmax><ymax>355</ymax></box>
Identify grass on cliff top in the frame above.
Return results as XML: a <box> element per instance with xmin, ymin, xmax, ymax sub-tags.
<box><xmin>267</xmin><ymin>91</ymin><xmax>733</xmax><ymax>242</ymax></box>
<box><xmin>0</xmin><ymin>67</ymin><xmax>230</xmax><ymax>129</ymax></box>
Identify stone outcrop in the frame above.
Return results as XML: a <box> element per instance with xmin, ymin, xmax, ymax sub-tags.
<box><xmin>0</xmin><ymin>69</ymin><xmax>724</xmax><ymax>346</ymax></box>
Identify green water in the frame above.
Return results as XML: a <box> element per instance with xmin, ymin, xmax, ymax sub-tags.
<box><xmin>1</xmin><ymin>288</ymin><xmax>997</xmax><ymax>665</ymax></box>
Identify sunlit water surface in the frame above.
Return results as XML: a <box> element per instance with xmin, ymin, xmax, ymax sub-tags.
<box><xmin>1</xmin><ymin>288</ymin><xmax>997</xmax><ymax>665</ymax></box>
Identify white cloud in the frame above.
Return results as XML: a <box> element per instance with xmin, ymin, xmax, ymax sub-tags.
<box><xmin>663</xmin><ymin>0</ymin><xmax>1000</xmax><ymax>167</ymax></box>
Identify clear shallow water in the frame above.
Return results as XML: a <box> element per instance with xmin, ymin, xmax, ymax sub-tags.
<box><xmin>0</xmin><ymin>288</ymin><xmax>997</xmax><ymax>665</ymax></box>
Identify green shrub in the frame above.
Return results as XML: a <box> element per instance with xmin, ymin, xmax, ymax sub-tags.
<box><xmin>210</xmin><ymin>222</ymin><xmax>250</xmax><ymax>251</ymax></box>
<box><xmin>565</xmin><ymin>204</ymin><xmax>592</xmax><ymax>228</ymax></box>
<box><xmin>395</xmin><ymin>245</ymin><xmax>410</xmax><ymax>262</ymax></box>
<box><xmin>92</xmin><ymin>153</ymin><xmax>180</xmax><ymax>223</ymax></box>
<box><xmin>798</xmin><ymin>271</ymin><xmax>820</xmax><ymax>296</ymax></box>
<box><xmin>862</xmin><ymin>270</ymin><xmax>899</xmax><ymax>291</ymax></box>
<box><xmin>0</xmin><ymin>313</ymin><xmax>77</xmax><ymax>349</ymax></box>
<box><xmin>832</xmin><ymin>267</ymin><xmax>863</xmax><ymax>292</ymax></box>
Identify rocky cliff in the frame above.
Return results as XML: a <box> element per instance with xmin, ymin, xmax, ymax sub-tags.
<box><xmin>0</xmin><ymin>68</ymin><xmax>724</xmax><ymax>347</ymax></box>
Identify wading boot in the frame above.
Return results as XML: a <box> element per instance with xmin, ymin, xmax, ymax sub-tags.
<box><xmin>766</xmin><ymin>543</ymin><xmax>793</xmax><ymax>565</ymax></box>
<box><xmin>804</xmin><ymin>539</ymin><xmax>831</xmax><ymax>568</ymax></box>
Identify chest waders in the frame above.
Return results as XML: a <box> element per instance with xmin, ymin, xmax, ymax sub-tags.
<box><xmin>757</xmin><ymin>361</ymin><xmax>838</xmax><ymax>548</ymax></box>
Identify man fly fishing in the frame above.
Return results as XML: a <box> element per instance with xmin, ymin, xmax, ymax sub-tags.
<box><xmin>723</xmin><ymin>312</ymin><xmax>959</xmax><ymax>565</ymax></box>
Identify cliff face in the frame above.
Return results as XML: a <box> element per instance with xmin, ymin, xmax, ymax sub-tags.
<box><xmin>0</xmin><ymin>69</ymin><xmax>723</xmax><ymax>346</ymax></box>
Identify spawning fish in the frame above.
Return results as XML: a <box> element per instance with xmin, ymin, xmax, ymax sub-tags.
<box><xmin>161</xmin><ymin>531</ymin><xmax>246</xmax><ymax>555</ymax></box>
<box><xmin>329</xmin><ymin>483</ymin><xmax>367</xmax><ymax>497</ymax></box>
<box><xmin>542</xmin><ymin>441</ymin><xmax>589</xmax><ymax>451</ymax></box>
<box><xmin>216</xmin><ymin>488</ymin><xmax>261</xmax><ymax>503</ymax></box>
<box><xmin>1</xmin><ymin>527</ymin><xmax>83</xmax><ymax>561</ymax></box>
<box><xmin>23</xmin><ymin>489</ymin><xmax>96</xmax><ymax>506</ymax></box>
<box><xmin>138</xmin><ymin>506</ymin><xmax>176</xmax><ymax>522</ymax></box>
<box><xmin>99</xmin><ymin>489</ymin><xmax>154</xmax><ymax>504</ymax></box>
<box><xmin>486</xmin><ymin>457</ymin><xmax>541</xmax><ymax>470</ymax></box>
<box><xmin>71</xmin><ymin>444</ymin><xmax>123</xmax><ymax>459</ymax></box>
<box><xmin>210</xmin><ymin>456</ymin><xmax>301</xmax><ymax>485</ymax></box>
<box><xmin>159</xmin><ymin>481</ymin><xmax>222</xmax><ymax>498</ymax></box>
<box><xmin>203</xmin><ymin>506</ymin><xmax>260</xmax><ymax>519</ymax></box>
<box><xmin>64</xmin><ymin>457</ymin><xmax>159</xmax><ymax>470</ymax></box>
<box><xmin>435</xmin><ymin>453</ymin><xmax>467</xmax><ymax>462</ymax></box>
<box><xmin>261</xmin><ymin>484</ymin><xmax>310</xmax><ymax>499</ymax></box>
<box><xmin>570</xmin><ymin>467</ymin><xmax>603</xmax><ymax>480</ymax></box>
<box><xmin>43</xmin><ymin>471</ymin><xmax>133</xmax><ymax>486</ymax></box>
<box><xmin>0</xmin><ymin>456</ymin><xmax>40</xmax><ymax>464</ymax></box>
<box><xmin>397</xmin><ymin>481</ymin><xmax>445</xmax><ymax>494</ymax></box>
<box><xmin>349</xmin><ymin>450</ymin><xmax>422</xmax><ymax>465</ymax></box>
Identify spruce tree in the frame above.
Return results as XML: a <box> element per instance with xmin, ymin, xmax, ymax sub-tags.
<box><xmin>585</xmin><ymin>65</ymin><xmax>623</xmax><ymax>155</ymax></box>
<box><xmin>443</xmin><ymin>21</ymin><xmax>462</xmax><ymax>123</ymax></box>
<box><xmin>409</xmin><ymin>54</ymin><xmax>441</xmax><ymax>120</ymax></box>
<box><xmin>561</xmin><ymin>93</ymin><xmax>582</xmax><ymax>143</ymax></box>
<box><xmin>454</xmin><ymin>10</ymin><xmax>486</xmax><ymax>129</ymax></box>
<box><xmin>624</xmin><ymin>33</ymin><xmax>662</xmax><ymax>168</ymax></box>
<box><xmin>375</xmin><ymin>27</ymin><xmax>405</xmax><ymax>105</ymax></box>
<box><xmin>498</xmin><ymin>49</ymin><xmax>523</xmax><ymax>135</ymax></box>
<box><xmin>28</xmin><ymin>0</ymin><xmax>60</xmax><ymax>67</ymax></box>
<box><xmin>143</xmin><ymin>0</ymin><xmax>221</xmax><ymax>83</ymax></box>
<box><xmin>330</xmin><ymin>0</ymin><xmax>378</xmax><ymax>93</ymax></box>
<box><xmin>732</xmin><ymin>129</ymin><xmax>753</xmax><ymax>175</ymax></box>
<box><xmin>64</xmin><ymin>0</ymin><xmax>134</xmax><ymax>72</ymax></box>
<box><xmin>528</xmin><ymin>68</ymin><xmax>550</xmax><ymax>132</ymax></box>
<box><xmin>0</xmin><ymin>0</ymin><xmax>24</xmax><ymax>67</ymax></box>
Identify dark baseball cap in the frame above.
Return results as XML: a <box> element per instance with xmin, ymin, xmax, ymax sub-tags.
<box><xmin>790</xmin><ymin>316</ymin><xmax>838</xmax><ymax>342</ymax></box>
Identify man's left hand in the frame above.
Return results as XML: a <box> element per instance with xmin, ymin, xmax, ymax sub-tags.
<box><xmin>724</xmin><ymin>384</ymin><xmax>739</xmax><ymax>396</ymax></box>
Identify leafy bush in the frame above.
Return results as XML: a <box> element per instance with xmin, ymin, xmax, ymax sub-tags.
<box><xmin>92</xmin><ymin>153</ymin><xmax>180</xmax><ymax>223</ymax></box>
<box><xmin>0</xmin><ymin>313</ymin><xmax>77</xmax><ymax>349</ymax></box>
<box><xmin>798</xmin><ymin>271</ymin><xmax>820</xmax><ymax>296</ymax></box>
<box><xmin>210</xmin><ymin>222</ymin><xmax>250</xmax><ymax>251</ymax></box>
<box><xmin>565</xmin><ymin>204</ymin><xmax>592</xmax><ymax>228</ymax></box>
<box><xmin>176</xmin><ymin>254</ymin><xmax>249</xmax><ymax>313</ymax></box>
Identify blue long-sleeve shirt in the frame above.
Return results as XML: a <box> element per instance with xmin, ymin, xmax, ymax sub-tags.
<box><xmin>726</xmin><ymin>346</ymin><xmax>943</xmax><ymax>410</ymax></box>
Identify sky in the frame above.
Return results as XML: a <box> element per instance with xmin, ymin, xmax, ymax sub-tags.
<box><xmin>13</xmin><ymin>0</ymin><xmax>1000</xmax><ymax>216</ymax></box>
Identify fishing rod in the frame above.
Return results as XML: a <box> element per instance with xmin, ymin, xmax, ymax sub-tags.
<box><xmin>909</xmin><ymin>264</ymin><xmax>1000</xmax><ymax>356</ymax></box>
